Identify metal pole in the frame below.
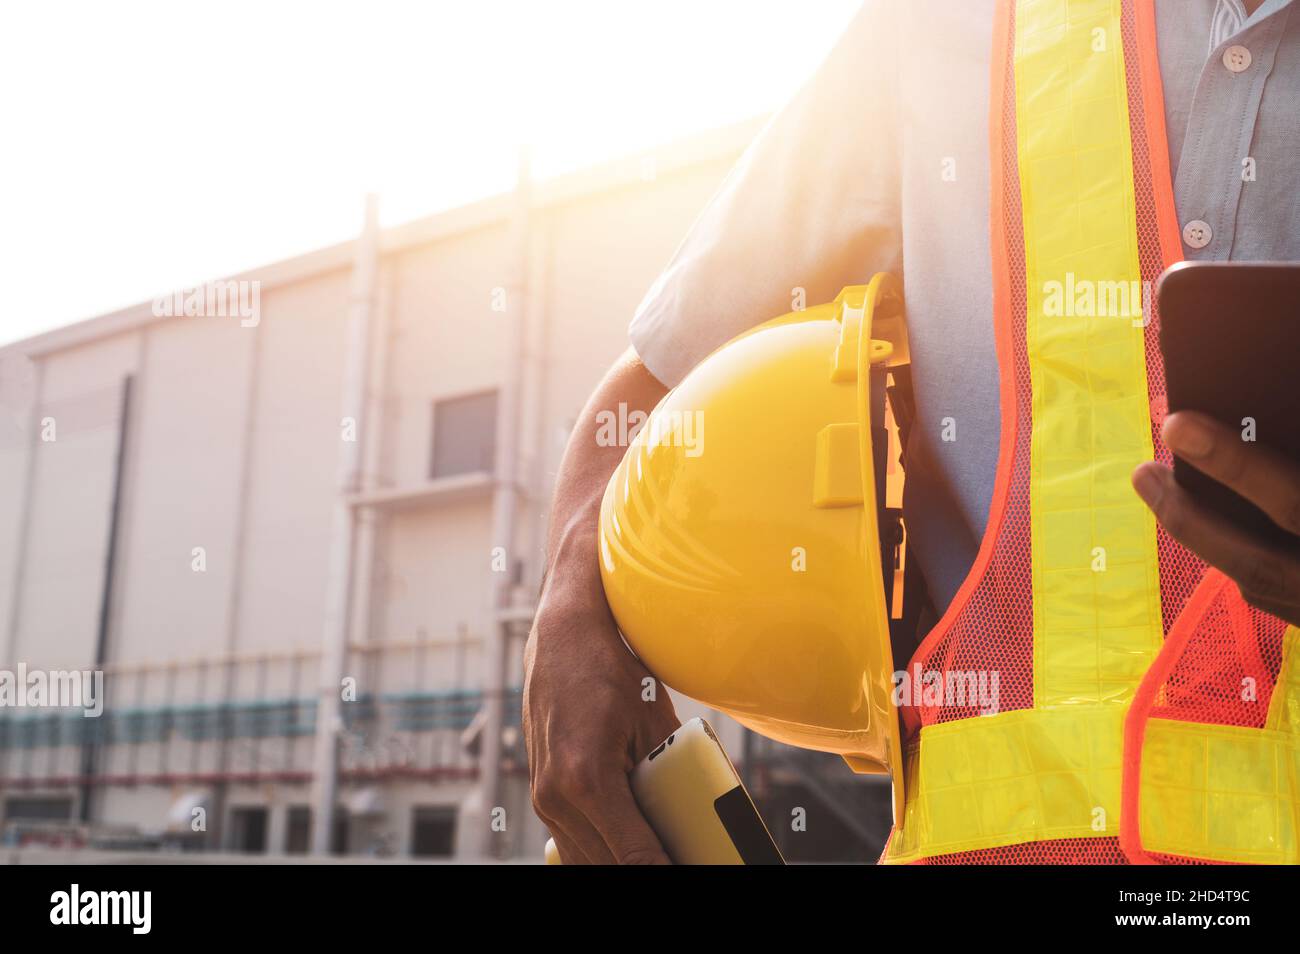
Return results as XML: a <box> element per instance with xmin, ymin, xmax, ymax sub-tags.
<box><xmin>212</xmin><ymin>306</ymin><xmax>263</xmax><ymax>849</ymax></box>
<box><xmin>309</xmin><ymin>194</ymin><xmax>380</xmax><ymax>854</ymax></box>
<box><xmin>473</xmin><ymin>149</ymin><xmax>530</xmax><ymax>858</ymax></box>
<box><xmin>79</xmin><ymin>374</ymin><xmax>133</xmax><ymax>822</ymax></box>
<box><xmin>2</xmin><ymin>358</ymin><xmax>45</xmax><ymax>667</ymax></box>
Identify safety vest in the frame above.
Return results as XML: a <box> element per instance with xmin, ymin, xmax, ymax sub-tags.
<box><xmin>883</xmin><ymin>0</ymin><xmax>1300</xmax><ymax>865</ymax></box>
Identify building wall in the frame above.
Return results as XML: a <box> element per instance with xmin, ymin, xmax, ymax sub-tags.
<box><xmin>0</xmin><ymin>127</ymin><xmax>759</xmax><ymax>858</ymax></box>
<box><xmin>233</xmin><ymin>271</ymin><xmax>352</xmax><ymax>656</ymax></box>
<box><xmin>7</xmin><ymin>335</ymin><xmax>139</xmax><ymax>669</ymax></box>
<box><xmin>111</xmin><ymin>315</ymin><xmax>254</xmax><ymax>667</ymax></box>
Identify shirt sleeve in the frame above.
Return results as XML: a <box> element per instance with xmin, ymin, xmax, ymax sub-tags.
<box><xmin>628</xmin><ymin>0</ymin><xmax>903</xmax><ymax>387</ymax></box>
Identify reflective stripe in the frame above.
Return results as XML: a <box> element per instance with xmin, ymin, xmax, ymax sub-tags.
<box><xmin>1266</xmin><ymin>626</ymin><xmax>1300</xmax><ymax>733</ymax></box>
<box><xmin>1016</xmin><ymin>0</ymin><xmax>1163</xmax><ymax>708</ymax></box>
<box><xmin>1140</xmin><ymin>717</ymin><xmax>1300</xmax><ymax>864</ymax></box>
<box><xmin>885</xmin><ymin>636</ymin><xmax>1300</xmax><ymax>863</ymax></box>
<box><xmin>885</xmin><ymin>708</ymin><xmax>1123</xmax><ymax>863</ymax></box>
<box><xmin>1136</xmin><ymin>625</ymin><xmax>1299</xmax><ymax>865</ymax></box>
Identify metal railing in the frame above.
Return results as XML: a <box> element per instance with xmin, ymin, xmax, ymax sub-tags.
<box><xmin>0</xmin><ymin>635</ymin><xmax>522</xmax><ymax>791</ymax></box>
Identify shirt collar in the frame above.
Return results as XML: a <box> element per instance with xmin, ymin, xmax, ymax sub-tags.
<box><xmin>1211</xmin><ymin>0</ymin><xmax>1294</xmax><ymax>51</ymax></box>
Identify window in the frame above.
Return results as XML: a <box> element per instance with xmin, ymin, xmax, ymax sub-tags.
<box><xmin>331</xmin><ymin>810</ymin><xmax>350</xmax><ymax>855</ymax></box>
<box><xmin>430</xmin><ymin>390</ymin><xmax>498</xmax><ymax>479</ymax></box>
<box><xmin>228</xmin><ymin>806</ymin><xmax>268</xmax><ymax>853</ymax></box>
<box><xmin>281</xmin><ymin>806</ymin><xmax>348</xmax><ymax>854</ymax></box>
<box><xmin>285</xmin><ymin>806</ymin><xmax>311</xmax><ymax>854</ymax></box>
<box><xmin>3</xmin><ymin>797</ymin><xmax>73</xmax><ymax>823</ymax></box>
<box><xmin>410</xmin><ymin>806</ymin><xmax>458</xmax><ymax>857</ymax></box>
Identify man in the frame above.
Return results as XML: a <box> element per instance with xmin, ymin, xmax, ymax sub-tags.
<box><xmin>524</xmin><ymin>0</ymin><xmax>1300</xmax><ymax>864</ymax></box>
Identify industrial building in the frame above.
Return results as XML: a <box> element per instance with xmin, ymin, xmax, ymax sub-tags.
<box><xmin>0</xmin><ymin>118</ymin><xmax>891</xmax><ymax>862</ymax></box>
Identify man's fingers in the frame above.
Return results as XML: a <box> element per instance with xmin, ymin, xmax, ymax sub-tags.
<box><xmin>542</xmin><ymin>805</ymin><xmax>618</xmax><ymax>864</ymax></box>
<box><xmin>1163</xmin><ymin>412</ymin><xmax>1300</xmax><ymax>535</ymax></box>
<box><xmin>537</xmin><ymin>774</ymin><xmax>667</xmax><ymax>865</ymax></box>
<box><xmin>1132</xmin><ymin>461</ymin><xmax>1300</xmax><ymax>609</ymax></box>
<box><xmin>576</xmin><ymin>779</ymin><xmax>671</xmax><ymax>865</ymax></box>
<box><xmin>539</xmin><ymin>771</ymin><xmax>664</xmax><ymax>864</ymax></box>
<box><xmin>533</xmin><ymin>783</ymin><xmax>616</xmax><ymax>864</ymax></box>
<box><xmin>557</xmin><ymin>821</ymin><xmax>618</xmax><ymax>865</ymax></box>
<box><xmin>529</xmin><ymin>790</ymin><xmax>593</xmax><ymax>864</ymax></box>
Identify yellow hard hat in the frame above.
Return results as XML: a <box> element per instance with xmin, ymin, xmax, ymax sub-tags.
<box><xmin>599</xmin><ymin>274</ymin><xmax>907</xmax><ymax>825</ymax></box>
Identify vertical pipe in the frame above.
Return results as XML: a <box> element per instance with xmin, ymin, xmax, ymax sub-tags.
<box><xmin>126</xmin><ymin>667</ymin><xmax>146</xmax><ymax>777</ymax></box>
<box><xmin>310</xmin><ymin>194</ymin><xmax>380</xmax><ymax>854</ymax></box>
<box><xmin>285</xmin><ymin>652</ymin><xmax>302</xmax><ymax>773</ymax></box>
<box><xmin>473</xmin><ymin>148</ymin><xmax>530</xmax><ymax>859</ymax></box>
<box><xmin>161</xmin><ymin>663</ymin><xmax>176</xmax><ymax>777</ymax></box>
<box><xmin>519</xmin><ymin>172</ymin><xmax>553</xmax><ymax>597</ymax></box>
<box><xmin>79</xmin><ymin>373</ymin><xmax>133</xmax><ymax>822</ymax></box>
<box><xmin>2</xmin><ymin>358</ymin><xmax>44</xmax><ymax>667</ymax></box>
<box><xmin>0</xmin><ymin>354</ymin><xmax>37</xmax><ymax>782</ymax></box>
<box><xmin>251</xmin><ymin>654</ymin><xmax>268</xmax><ymax>773</ymax></box>
<box><xmin>213</xmin><ymin>655</ymin><xmax>238</xmax><ymax>850</ymax></box>
<box><xmin>347</xmin><ymin>266</ymin><xmax>390</xmax><ymax>657</ymax></box>
<box><xmin>191</xmin><ymin>660</ymin><xmax>208</xmax><ymax>778</ymax></box>
<box><xmin>212</xmin><ymin>293</ymin><xmax>264</xmax><ymax>842</ymax></box>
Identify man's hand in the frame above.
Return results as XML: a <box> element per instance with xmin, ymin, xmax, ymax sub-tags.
<box><xmin>523</xmin><ymin>576</ymin><xmax>679</xmax><ymax>864</ymax></box>
<box><xmin>1132</xmin><ymin>411</ymin><xmax>1300</xmax><ymax>626</ymax></box>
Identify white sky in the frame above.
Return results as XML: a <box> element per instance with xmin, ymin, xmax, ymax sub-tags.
<box><xmin>0</xmin><ymin>0</ymin><xmax>860</xmax><ymax>346</ymax></box>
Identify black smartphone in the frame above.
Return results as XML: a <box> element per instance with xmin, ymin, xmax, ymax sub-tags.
<box><xmin>1157</xmin><ymin>262</ymin><xmax>1300</xmax><ymax>551</ymax></box>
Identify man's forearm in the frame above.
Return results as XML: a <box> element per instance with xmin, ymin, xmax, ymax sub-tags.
<box><xmin>541</xmin><ymin>346</ymin><xmax>668</xmax><ymax>603</ymax></box>
<box><xmin>524</xmin><ymin>346</ymin><xmax>679</xmax><ymax>865</ymax></box>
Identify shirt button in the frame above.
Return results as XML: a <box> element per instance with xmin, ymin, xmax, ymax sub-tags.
<box><xmin>1182</xmin><ymin>219</ymin><xmax>1212</xmax><ymax>250</ymax></box>
<box><xmin>1223</xmin><ymin>44</ymin><xmax>1252</xmax><ymax>72</ymax></box>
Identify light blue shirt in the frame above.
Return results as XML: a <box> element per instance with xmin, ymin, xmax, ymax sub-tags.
<box><xmin>629</xmin><ymin>0</ymin><xmax>1300</xmax><ymax>632</ymax></box>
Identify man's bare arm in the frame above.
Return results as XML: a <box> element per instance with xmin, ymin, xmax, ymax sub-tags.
<box><xmin>522</xmin><ymin>346</ymin><xmax>680</xmax><ymax>864</ymax></box>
